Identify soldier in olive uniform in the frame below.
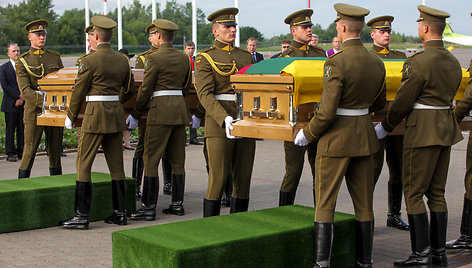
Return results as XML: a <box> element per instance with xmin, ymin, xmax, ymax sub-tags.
<box><xmin>75</xmin><ymin>25</ymin><xmax>97</xmax><ymax>67</ymax></box>
<box><xmin>195</xmin><ymin>7</ymin><xmax>255</xmax><ymax>217</ymax></box>
<box><xmin>447</xmin><ymin>12</ymin><xmax>472</xmax><ymax>252</ymax></box>
<box><xmin>132</xmin><ymin>23</ymin><xmax>173</xmax><ymax>199</ymax></box>
<box><xmin>294</xmin><ymin>4</ymin><xmax>385</xmax><ymax>267</ymax></box>
<box><xmin>367</xmin><ymin>16</ymin><xmax>410</xmax><ymax>231</ymax></box>
<box><xmin>16</xmin><ymin>19</ymin><xmax>64</xmax><ymax>179</ymax></box>
<box><xmin>278</xmin><ymin>9</ymin><xmax>325</xmax><ymax>206</ymax></box>
<box><xmin>60</xmin><ymin>16</ymin><xmax>135</xmax><ymax>229</ymax></box>
<box><xmin>375</xmin><ymin>6</ymin><xmax>463</xmax><ymax>266</ymax></box>
<box><xmin>127</xmin><ymin>19</ymin><xmax>191</xmax><ymax>220</ymax></box>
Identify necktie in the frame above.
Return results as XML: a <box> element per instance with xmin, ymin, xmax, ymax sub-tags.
<box><xmin>253</xmin><ymin>53</ymin><xmax>257</xmax><ymax>63</ymax></box>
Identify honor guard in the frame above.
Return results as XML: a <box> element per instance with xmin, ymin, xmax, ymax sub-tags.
<box><xmin>367</xmin><ymin>16</ymin><xmax>410</xmax><ymax>231</ymax></box>
<box><xmin>132</xmin><ymin>22</ymin><xmax>173</xmax><ymax>199</ymax></box>
<box><xmin>16</xmin><ymin>19</ymin><xmax>64</xmax><ymax>178</ymax></box>
<box><xmin>60</xmin><ymin>16</ymin><xmax>136</xmax><ymax>229</ymax></box>
<box><xmin>127</xmin><ymin>19</ymin><xmax>192</xmax><ymax>220</ymax></box>
<box><xmin>75</xmin><ymin>25</ymin><xmax>97</xmax><ymax>66</ymax></box>
<box><xmin>375</xmin><ymin>5</ymin><xmax>463</xmax><ymax>266</ymax></box>
<box><xmin>447</xmin><ymin>12</ymin><xmax>472</xmax><ymax>251</ymax></box>
<box><xmin>294</xmin><ymin>4</ymin><xmax>386</xmax><ymax>267</ymax></box>
<box><xmin>278</xmin><ymin>9</ymin><xmax>326</xmax><ymax>207</ymax></box>
<box><xmin>195</xmin><ymin>7</ymin><xmax>256</xmax><ymax>217</ymax></box>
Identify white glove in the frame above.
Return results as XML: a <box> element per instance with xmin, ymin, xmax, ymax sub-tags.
<box><xmin>374</xmin><ymin>123</ymin><xmax>387</xmax><ymax>139</ymax></box>
<box><xmin>65</xmin><ymin>116</ymin><xmax>73</xmax><ymax>130</ymax></box>
<box><xmin>191</xmin><ymin>115</ymin><xmax>201</xmax><ymax>129</ymax></box>
<box><xmin>224</xmin><ymin>116</ymin><xmax>236</xmax><ymax>139</ymax></box>
<box><xmin>294</xmin><ymin>129</ymin><xmax>309</xmax><ymax>146</ymax></box>
<box><xmin>126</xmin><ymin>115</ymin><xmax>139</xmax><ymax>130</ymax></box>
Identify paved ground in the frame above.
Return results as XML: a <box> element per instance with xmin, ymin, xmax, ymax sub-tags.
<box><xmin>0</xmin><ymin>136</ymin><xmax>472</xmax><ymax>267</ymax></box>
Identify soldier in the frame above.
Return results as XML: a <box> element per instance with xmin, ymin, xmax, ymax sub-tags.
<box><xmin>16</xmin><ymin>19</ymin><xmax>64</xmax><ymax>178</ymax></box>
<box><xmin>132</xmin><ymin>23</ymin><xmax>173</xmax><ymax>199</ymax></box>
<box><xmin>75</xmin><ymin>25</ymin><xmax>97</xmax><ymax>66</ymax></box>
<box><xmin>447</xmin><ymin>12</ymin><xmax>472</xmax><ymax>251</ymax></box>
<box><xmin>278</xmin><ymin>9</ymin><xmax>325</xmax><ymax>207</ymax></box>
<box><xmin>60</xmin><ymin>16</ymin><xmax>135</xmax><ymax>229</ymax></box>
<box><xmin>195</xmin><ymin>7</ymin><xmax>255</xmax><ymax>217</ymax></box>
<box><xmin>367</xmin><ymin>15</ymin><xmax>410</xmax><ymax>231</ymax></box>
<box><xmin>127</xmin><ymin>19</ymin><xmax>191</xmax><ymax>220</ymax></box>
<box><xmin>294</xmin><ymin>4</ymin><xmax>385</xmax><ymax>267</ymax></box>
<box><xmin>375</xmin><ymin>5</ymin><xmax>462</xmax><ymax>266</ymax></box>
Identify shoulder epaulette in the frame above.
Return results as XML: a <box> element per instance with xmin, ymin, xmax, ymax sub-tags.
<box><xmin>45</xmin><ymin>49</ymin><xmax>61</xmax><ymax>56</ymax></box>
<box><xmin>310</xmin><ymin>45</ymin><xmax>325</xmax><ymax>53</ymax></box>
<box><xmin>409</xmin><ymin>50</ymin><xmax>424</xmax><ymax>58</ymax></box>
<box><xmin>199</xmin><ymin>46</ymin><xmax>214</xmax><ymax>53</ymax></box>
<box><xmin>19</xmin><ymin>51</ymin><xmax>29</xmax><ymax>58</ymax></box>
<box><xmin>279</xmin><ymin>48</ymin><xmax>293</xmax><ymax>57</ymax></box>
<box><xmin>328</xmin><ymin>50</ymin><xmax>343</xmax><ymax>59</ymax></box>
<box><xmin>235</xmin><ymin>47</ymin><xmax>252</xmax><ymax>55</ymax></box>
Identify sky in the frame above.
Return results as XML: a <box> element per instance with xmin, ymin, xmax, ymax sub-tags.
<box><xmin>2</xmin><ymin>0</ymin><xmax>472</xmax><ymax>38</ymax></box>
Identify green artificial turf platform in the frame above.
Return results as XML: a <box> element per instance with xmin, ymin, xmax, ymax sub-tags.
<box><xmin>113</xmin><ymin>205</ymin><xmax>355</xmax><ymax>268</ymax></box>
<box><xmin>0</xmin><ymin>172</ymin><xmax>136</xmax><ymax>233</ymax></box>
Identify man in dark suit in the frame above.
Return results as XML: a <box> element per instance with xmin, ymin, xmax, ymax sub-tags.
<box><xmin>246</xmin><ymin>37</ymin><xmax>264</xmax><ymax>63</ymax></box>
<box><xmin>271</xmin><ymin>39</ymin><xmax>291</xmax><ymax>59</ymax></box>
<box><xmin>0</xmin><ymin>43</ymin><xmax>25</xmax><ymax>162</ymax></box>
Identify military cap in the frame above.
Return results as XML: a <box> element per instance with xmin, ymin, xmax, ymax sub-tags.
<box><xmin>416</xmin><ymin>5</ymin><xmax>450</xmax><ymax>23</ymax></box>
<box><xmin>334</xmin><ymin>3</ymin><xmax>370</xmax><ymax>22</ymax></box>
<box><xmin>152</xmin><ymin>18</ymin><xmax>179</xmax><ymax>33</ymax></box>
<box><xmin>284</xmin><ymin>9</ymin><xmax>314</xmax><ymax>26</ymax></box>
<box><xmin>91</xmin><ymin>16</ymin><xmax>117</xmax><ymax>31</ymax></box>
<box><xmin>24</xmin><ymin>19</ymin><xmax>48</xmax><ymax>33</ymax></box>
<box><xmin>84</xmin><ymin>25</ymin><xmax>94</xmax><ymax>34</ymax></box>
<box><xmin>207</xmin><ymin>7</ymin><xmax>238</xmax><ymax>26</ymax></box>
<box><xmin>145</xmin><ymin>23</ymin><xmax>158</xmax><ymax>34</ymax></box>
<box><xmin>367</xmin><ymin>16</ymin><xmax>394</xmax><ymax>30</ymax></box>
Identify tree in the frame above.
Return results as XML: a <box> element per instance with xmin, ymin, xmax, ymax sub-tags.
<box><xmin>240</xmin><ymin>26</ymin><xmax>264</xmax><ymax>43</ymax></box>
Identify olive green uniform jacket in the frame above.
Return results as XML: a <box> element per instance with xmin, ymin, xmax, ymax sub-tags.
<box><xmin>280</xmin><ymin>40</ymin><xmax>325</xmax><ymax>58</ymax></box>
<box><xmin>135</xmin><ymin>46</ymin><xmax>158</xmax><ymax>69</ymax></box>
<box><xmin>75</xmin><ymin>49</ymin><xmax>96</xmax><ymax>67</ymax></box>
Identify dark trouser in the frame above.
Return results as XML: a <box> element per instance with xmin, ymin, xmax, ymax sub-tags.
<box><xmin>190</xmin><ymin>127</ymin><xmax>198</xmax><ymax>140</ymax></box>
<box><xmin>4</xmin><ymin>110</ymin><xmax>24</xmax><ymax>157</ymax></box>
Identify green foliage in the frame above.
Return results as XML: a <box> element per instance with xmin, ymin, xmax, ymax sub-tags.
<box><xmin>240</xmin><ymin>26</ymin><xmax>264</xmax><ymax>43</ymax></box>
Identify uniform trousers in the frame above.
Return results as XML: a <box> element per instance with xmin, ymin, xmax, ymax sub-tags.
<box><xmin>144</xmin><ymin>124</ymin><xmax>186</xmax><ymax>176</ymax></box>
<box><xmin>373</xmin><ymin>135</ymin><xmax>403</xmax><ymax>185</ymax></box>
<box><xmin>20</xmin><ymin>123</ymin><xmax>61</xmax><ymax>170</ymax></box>
<box><xmin>76</xmin><ymin>131</ymin><xmax>124</xmax><ymax>182</ymax></box>
<box><xmin>314</xmin><ymin>154</ymin><xmax>375</xmax><ymax>222</ymax></box>
<box><xmin>402</xmin><ymin>146</ymin><xmax>450</xmax><ymax>214</ymax></box>
<box><xmin>464</xmin><ymin>132</ymin><xmax>472</xmax><ymax>199</ymax></box>
<box><xmin>134</xmin><ymin>126</ymin><xmax>145</xmax><ymax>158</ymax></box>
<box><xmin>205</xmin><ymin>137</ymin><xmax>255</xmax><ymax>200</ymax></box>
<box><xmin>280</xmin><ymin>141</ymin><xmax>316</xmax><ymax>192</ymax></box>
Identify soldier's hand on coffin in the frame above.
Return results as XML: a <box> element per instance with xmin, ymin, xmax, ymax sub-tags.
<box><xmin>224</xmin><ymin>116</ymin><xmax>237</xmax><ymax>139</ymax></box>
<box><xmin>191</xmin><ymin>115</ymin><xmax>201</xmax><ymax>129</ymax></box>
<box><xmin>294</xmin><ymin>129</ymin><xmax>309</xmax><ymax>146</ymax></box>
<box><xmin>126</xmin><ymin>115</ymin><xmax>138</xmax><ymax>130</ymax></box>
<box><xmin>65</xmin><ymin>116</ymin><xmax>74</xmax><ymax>130</ymax></box>
<box><xmin>374</xmin><ymin>123</ymin><xmax>387</xmax><ymax>139</ymax></box>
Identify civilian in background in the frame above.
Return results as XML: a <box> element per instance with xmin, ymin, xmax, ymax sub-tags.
<box><xmin>309</xmin><ymin>34</ymin><xmax>319</xmax><ymax>46</ymax></box>
<box><xmin>118</xmin><ymin>48</ymin><xmax>136</xmax><ymax>151</ymax></box>
<box><xmin>271</xmin><ymin>39</ymin><xmax>291</xmax><ymax>59</ymax></box>
<box><xmin>326</xmin><ymin>36</ymin><xmax>341</xmax><ymax>57</ymax></box>
<box><xmin>0</xmin><ymin>43</ymin><xmax>24</xmax><ymax>162</ymax></box>
<box><xmin>184</xmin><ymin>41</ymin><xmax>202</xmax><ymax>145</ymax></box>
<box><xmin>246</xmin><ymin>37</ymin><xmax>264</xmax><ymax>63</ymax></box>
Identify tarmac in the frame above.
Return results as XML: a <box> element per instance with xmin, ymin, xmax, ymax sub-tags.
<box><xmin>0</xmin><ymin>51</ymin><xmax>472</xmax><ymax>267</ymax></box>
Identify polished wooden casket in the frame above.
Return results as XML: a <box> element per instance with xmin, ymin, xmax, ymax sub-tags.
<box><xmin>36</xmin><ymin>68</ymin><xmax>199</xmax><ymax>127</ymax></box>
<box><xmin>230</xmin><ymin>58</ymin><xmax>471</xmax><ymax>141</ymax></box>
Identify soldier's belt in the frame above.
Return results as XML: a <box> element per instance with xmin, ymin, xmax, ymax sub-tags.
<box><xmin>413</xmin><ymin>102</ymin><xmax>450</xmax><ymax>110</ymax></box>
<box><xmin>86</xmin><ymin>95</ymin><xmax>120</xmax><ymax>102</ymax></box>
<box><xmin>152</xmin><ymin>90</ymin><xmax>183</xmax><ymax>98</ymax></box>
<box><xmin>35</xmin><ymin>90</ymin><xmax>45</xmax><ymax>96</ymax></box>
<box><xmin>336</xmin><ymin>108</ymin><xmax>369</xmax><ymax>116</ymax></box>
<box><xmin>215</xmin><ymin>94</ymin><xmax>236</xmax><ymax>102</ymax></box>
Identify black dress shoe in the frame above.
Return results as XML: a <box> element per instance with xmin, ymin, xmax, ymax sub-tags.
<box><xmin>6</xmin><ymin>155</ymin><xmax>17</xmax><ymax>162</ymax></box>
<box><xmin>387</xmin><ymin>213</ymin><xmax>410</xmax><ymax>230</ymax></box>
<box><xmin>129</xmin><ymin>206</ymin><xmax>156</xmax><ymax>221</ymax></box>
<box><xmin>189</xmin><ymin>138</ymin><xmax>202</xmax><ymax>145</ymax></box>
<box><xmin>60</xmin><ymin>215</ymin><xmax>89</xmax><ymax>230</ymax></box>
<box><xmin>162</xmin><ymin>202</ymin><xmax>185</xmax><ymax>216</ymax></box>
<box><xmin>447</xmin><ymin>235</ymin><xmax>472</xmax><ymax>250</ymax></box>
<box><xmin>104</xmin><ymin>211</ymin><xmax>127</xmax><ymax>225</ymax></box>
<box><xmin>393</xmin><ymin>252</ymin><xmax>431</xmax><ymax>266</ymax></box>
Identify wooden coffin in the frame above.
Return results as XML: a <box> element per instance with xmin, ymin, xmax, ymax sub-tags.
<box><xmin>230</xmin><ymin>59</ymin><xmax>471</xmax><ymax>141</ymax></box>
<box><xmin>36</xmin><ymin>68</ymin><xmax>198</xmax><ymax>127</ymax></box>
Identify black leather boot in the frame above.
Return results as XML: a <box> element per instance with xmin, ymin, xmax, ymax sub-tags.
<box><xmin>129</xmin><ymin>176</ymin><xmax>158</xmax><ymax>221</ymax></box>
<box><xmin>221</xmin><ymin>172</ymin><xmax>233</xmax><ymax>207</ymax></box>
<box><xmin>279</xmin><ymin>190</ymin><xmax>296</xmax><ymax>206</ymax></box>
<box><xmin>60</xmin><ymin>181</ymin><xmax>92</xmax><ymax>230</ymax></box>
<box><xmin>163</xmin><ymin>174</ymin><xmax>185</xmax><ymax>216</ymax></box>
<box><xmin>203</xmin><ymin>199</ymin><xmax>221</xmax><ymax>217</ymax></box>
<box><xmin>162</xmin><ymin>156</ymin><xmax>172</xmax><ymax>195</ymax></box>
<box><xmin>313</xmin><ymin>222</ymin><xmax>333</xmax><ymax>268</ymax></box>
<box><xmin>132</xmin><ymin>157</ymin><xmax>143</xmax><ymax>199</ymax></box>
<box><xmin>430</xmin><ymin>211</ymin><xmax>447</xmax><ymax>266</ymax></box>
<box><xmin>229</xmin><ymin>197</ymin><xmax>249</xmax><ymax>214</ymax></box>
<box><xmin>447</xmin><ymin>197</ymin><xmax>472</xmax><ymax>250</ymax></box>
<box><xmin>387</xmin><ymin>182</ymin><xmax>410</xmax><ymax>230</ymax></box>
<box><xmin>394</xmin><ymin>213</ymin><xmax>431</xmax><ymax>266</ymax></box>
<box><xmin>49</xmin><ymin>166</ymin><xmax>62</xmax><ymax>176</ymax></box>
<box><xmin>354</xmin><ymin>220</ymin><xmax>374</xmax><ymax>268</ymax></box>
<box><xmin>105</xmin><ymin>180</ymin><xmax>127</xmax><ymax>225</ymax></box>
<box><xmin>18</xmin><ymin>169</ymin><xmax>30</xmax><ymax>179</ymax></box>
